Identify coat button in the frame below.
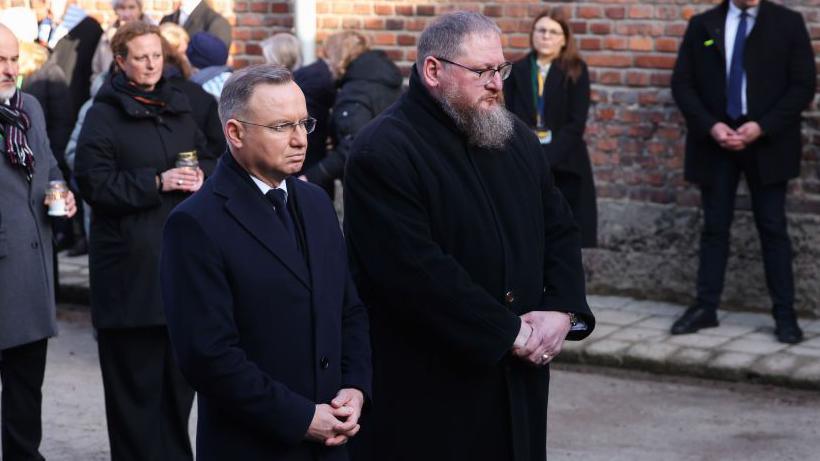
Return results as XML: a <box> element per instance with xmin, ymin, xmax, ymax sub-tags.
<box><xmin>320</xmin><ymin>357</ymin><xmax>329</xmax><ymax>369</ymax></box>
<box><xmin>504</xmin><ymin>290</ymin><xmax>515</xmax><ymax>304</ymax></box>
<box><xmin>31</xmin><ymin>241</ymin><xmax>39</xmax><ymax>249</ymax></box>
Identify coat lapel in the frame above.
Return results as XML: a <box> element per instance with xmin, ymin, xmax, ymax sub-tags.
<box><xmin>703</xmin><ymin>2</ymin><xmax>729</xmax><ymax>62</ymax></box>
<box><xmin>184</xmin><ymin>1</ymin><xmax>207</xmax><ymax>29</ymax></box>
<box><xmin>213</xmin><ymin>155</ymin><xmax>311</xmax><ymax>290</ymax></box>
<box><xmin>288</xmin><ymin>179</ymin><xmax>326</xmax><ymax>293</ymax></box>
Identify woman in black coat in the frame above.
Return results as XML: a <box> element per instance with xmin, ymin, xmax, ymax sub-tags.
<box><xmin>504</xmin><ymin>9</ymin><xmax>597</xmax><ymax>247</ymax></box>
<box><xmin>74</xmin><ymin>22</ymin><xmax>214</xmax><ymax>461</ymax></box>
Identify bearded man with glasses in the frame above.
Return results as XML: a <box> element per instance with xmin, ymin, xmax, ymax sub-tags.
<box><xmin>160</xmin><ymin>63</ymin><xmax>372</xmax><ymax>461</ymax></box>
<box><xmin>344</xmin><ymin>11</ymin><xmax>594</xmax><ymax>461</ymax></box>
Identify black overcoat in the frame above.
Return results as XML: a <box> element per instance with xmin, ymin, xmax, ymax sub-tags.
<box><xmin>670</xmin><ymin>0</ymin><xmax>816</xmax><ymax>186</ymax></box>
<box><xmin>344</xmin><ymin>68</ymin><xmax>594</xmax><ymax>461</ymax></box>
<box><xmin>161</xmin><ymin>154</ymin><xmax>372</xmax><ymax>461</ymax></box>
<box><xmin>294</xmin><ymin>59</ymin><xmax>336</xmax><ymax>181</ymax></box>
<box><xmin>504</xmin><ymin>54</ymin><xmax>597</xmax><ymax>247</ymax></box>
<box><xmin>74</xmin><ymin>77</ymin><xmax>213</xmax><ymax>329</ymax></box>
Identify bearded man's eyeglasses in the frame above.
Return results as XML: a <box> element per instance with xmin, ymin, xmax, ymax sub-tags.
<box><xmin>434</xmin><ymin>57</ymin><xmax>512</xmax><ymax>84</ymax></box>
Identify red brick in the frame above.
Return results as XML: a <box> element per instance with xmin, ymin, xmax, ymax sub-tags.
<box><xmin>386</xmin><ymin>19</ymin><xmax>404</xmax><ymax>31</ymax></box>
<box><xmin>364</xmin><ymin>18</ymin><xmax>384</xmax><ymax>30</ymax></box>
<box><xmin>626</xmin><ymin>71</ymin><xmax>651</xmax><ymax>86</ymax></box>
<box><xmin>604</xmin><ymin>37</ymin><xmax>628</xmax><ymax>50</ymax></box>
<box><xmin>417</xmin><ymin>5</ymin><xmax>435</xmax><ymax>17</ymax></box>
<box><xmin>509</xmin><ymin>35</ymin><xmax>531</xmax><ymax>49</ymax></box>
<box><xmin>578</xmin><ymin>6</ymin><xmax>603</xmax><ymax>19</ymax></box>
<box><xmin>484</xmin><ymin>5</ymin><xmax>502</xmax><ymax>17</ymax></box>
<box><xmin>586</xmin><ymin>54</ymin><xmax>632</xmax><ymax>68</ymax></box>
<box><xmin>353</xmin><ymin>4</ymin><xmax>371</xmax><ymax>15</ymax></box>
<box><xmin>629</xmin><ymin>5</ymin><xmax>653</xmax><ymax>19</ymax></box>
<box><xmin>397</xmin><ymin>35</ymin><xmax>416</xmax><ymax>46</ymax></box>
<box><xmin>396</xmin><ymin>5</ymin><xmax>413</xmax><ymax>16</ymax></box>
<box><xmin>271</xmin><ymin>3</ymin><xmax>288</xmax><ymax>14</ymax></box>
<box><xmin>635</xmin><ymin>54</ymin><xmax>677</xmax><ymax>69</ymax></box>
<box><xmin>579</xmin><ymin>37</ymin><xmax>602</xmax><ymax>51</ymax></box>
<box><xmin>332</xmin><ymin>4</ymin><xmax>352</xmax><ymax>14</ymax></box>
<box><xmin>373</xmin><ymin>33</ymin><xmax>396</xmax><ymax>46</ymax></box>
<box><xmin>629</xmin><ymin>36</ymin><xmax>653</xmax><ymax>51</ymax></box>
<box><xmin>570</xmin><ymin>21</ymin><xmax>587</xmax><ymax>34</ymax></box>
<box><xmin>655</xmin><ymin>38</ymin><xmax>680</xmax><ymax>53</ymax></box>
<box><xmin>321</xmin><ymin>17</ymin><xmax>340</xmax><ymax>29</ymax></box>
<box><xmin>342</xmin><ymin>18</ymin><xmax>362</xmax><ymax>29</ymax></box>
<box><xmin>604</xmin><ymin>7</ymin><xmax>625</xmax><ymax>20</ymax></box>
<box><xmin>590</xmin><ymin>22</ymin><xmax>611</xmax><ymax>35</ymax></box>
<box><xmin>249</xmin><ymin>2</ymin><xmax>268</xmax><ymax>13</ymax></box>
<box><xmin>374</xmin><ymin>5</ymin><xmax>393</xmax><ymax>16</ymax></box>
<box><xmin>597</xmin><ymin>71</ymin><xmax>623</xmax><ymax>85</ymax></box>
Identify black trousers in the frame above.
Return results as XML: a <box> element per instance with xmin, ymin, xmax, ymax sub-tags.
<box><xmin>1</xmin><ymin>338</ymin><xmax>48</xmax><ymax>461</ymax></box>
<box><xmin>97</xmin><ymin>327</ymin><xmax>194</xmax><ymax>461</ymax></box>
<box><xmin>695</xmin><ymin>147</ymin><xmax>795</xmax><ymax>317</ymax></box>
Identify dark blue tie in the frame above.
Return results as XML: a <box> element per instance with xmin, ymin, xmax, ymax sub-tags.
<box><xmin>726</xmin><ymin>11</ymin><xmax>748</xmax><ymax>120</ymax></box>
<box><xmin>265</xmin><ymin>188</ymin><xmax>298</xmax><ymax>248</ymax></box>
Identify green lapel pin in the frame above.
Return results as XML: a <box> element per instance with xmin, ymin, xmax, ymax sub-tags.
<box><xmin>704</xmin><ymin>39</ymin><xmax>715</xmax><ymax>47</ymax></box>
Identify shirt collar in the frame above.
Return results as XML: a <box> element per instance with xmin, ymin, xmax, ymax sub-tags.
<box><xmin>249</xmin><ymin>174</ymin><xmax>288</xmax><ymax>201</ymax></box>
<box><xmin>728</xmin><ymin>1</ymin><xmax>759</xmax><ymax>20</ymax></box>
<box><xmin>181</xmin><ymin>0</ymin><xmax>201</xmax><ymax>16</ymax></box>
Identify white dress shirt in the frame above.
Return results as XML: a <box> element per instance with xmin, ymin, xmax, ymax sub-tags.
<box><xmin>724</xmin><ymin>2</ymin><xmax>759</xmax><ymax>116</ymax></box>
<box><xmin>250</xmin><ymin>175</ymin><xmax>289</xmax><ymax>209</ymax></box>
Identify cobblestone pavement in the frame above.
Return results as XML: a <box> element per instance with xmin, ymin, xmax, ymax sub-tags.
<box><xmin>58</xmin><ymin>253</ymin><xmax>820</xmax><ymax>389</ymax></box>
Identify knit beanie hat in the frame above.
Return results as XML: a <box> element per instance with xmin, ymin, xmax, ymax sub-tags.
<box><xmin>186</xmin><ymin>32</ymin><xmax>229</xmax><ymax>69</ymax></box>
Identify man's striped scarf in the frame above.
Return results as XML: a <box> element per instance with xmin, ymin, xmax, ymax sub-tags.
<box><xmin>0</xmin><ymin>90</ymin><xmax>35</xmax><ymax>181</ymax></box>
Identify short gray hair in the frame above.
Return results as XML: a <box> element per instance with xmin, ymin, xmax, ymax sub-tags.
<box><xmin>416</xmin><ymin>11</ymin><xmax>501</xmax><ymax>70</ymax></box>
<box><xmin>218</xmin><ymin>64</ymin><xmax>293</xmax><ymax>126</ymax></box>
<box><xmin>261</xmin><ymin>33</ymin><xmax>302</xmax><ymax>71</ymax></box>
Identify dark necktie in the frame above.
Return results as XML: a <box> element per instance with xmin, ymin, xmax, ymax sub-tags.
<box><xmin>726</xmin><ymin>11</ymin><xmax>748</xmax><ymax>120</ymax></box>
<box><xmin>265</xmin><ymin>188</ymin><xmax>298</xmax><ymax>248</ymax></box>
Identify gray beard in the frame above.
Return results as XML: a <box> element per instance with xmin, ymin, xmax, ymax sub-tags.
<box><xmin>439</xmin><ymin>86</ymin><xmax>515</xmax><ymax>150</ymax></box>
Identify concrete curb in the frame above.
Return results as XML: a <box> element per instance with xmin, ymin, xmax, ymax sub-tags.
<box><xmin>58</xmin><ymin>254</ymin><xmax>820</xmax><ymax>390</ymax></box>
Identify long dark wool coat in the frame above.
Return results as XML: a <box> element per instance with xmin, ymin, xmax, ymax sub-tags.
<box><xmin>344</xmin><ymin>68</ymin><xmax>595</xmax><ymax>461</ymax></box>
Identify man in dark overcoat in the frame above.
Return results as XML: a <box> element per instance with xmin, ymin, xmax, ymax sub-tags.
<box><xmin>670</xmin><ymin>0</ymin><xmax>816</xmax><ymax>343</ymax></box>
<box><xmin>161</xmin><ymin>64</ymin><xmax>372</xmax><ymax>461</ymax></box>
<box><xmin>344</xmin><ymin>12</ymin><xmax>594</xmax><ymax>461</ymax></box>
<box><xmin>0</xmin><ymin>23</ymin><xmax>77</xmax><ymax>460</ymax></box>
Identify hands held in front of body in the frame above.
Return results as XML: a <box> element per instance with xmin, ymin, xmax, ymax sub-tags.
<box><xmin>710</xmin><ymin>121</ymin><xmax>762</xmax><ymax>151</ymax></box>
<box><xmin>306</xmin><ymin>388</ymin><xmax>364</xmax><ymax>446</ymax></box>
<box><xmin>512</xmin><ymin>311</ymin><xmax>571</xmax><ymax>367</ymax></box>
<box><xmin>159</xmin><ymin>167</ymin><xmax>204</xmax><ymax>193</ymax></box>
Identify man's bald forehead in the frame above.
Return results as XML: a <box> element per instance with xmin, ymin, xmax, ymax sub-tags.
<box><xmin>0</xmin><ymin>23</ymin><xmax>16</xmax><ymax>41</ymax></box>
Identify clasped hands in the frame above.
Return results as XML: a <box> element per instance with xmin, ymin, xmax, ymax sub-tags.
<box><xmin>512</xmin><ymin>311</ymin><xmax>572</xmax><ymax>366</ymax></box>
<box><xmin>710</xmin><ymin>121</ymin><xmax>762</xmax><ymax>151</ymax></box>
<box><xmin>305</xmin><ymin>388</ymin><xmax>364</xmax><ymax>447</ymax></box>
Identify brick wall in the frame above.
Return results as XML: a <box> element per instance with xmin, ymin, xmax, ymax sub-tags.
<box><xmin>4</xmin><ymin>0</ymin><xmax>819</xmax><ymax>314</ymax></box>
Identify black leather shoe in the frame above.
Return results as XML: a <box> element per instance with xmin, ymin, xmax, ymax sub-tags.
<box><xmin>774</xmin><ymin>316</ymin><xmax>803</xmax><ymax>344</ymax></box>
<box><xmin>670</xmin><ymin>306</ymin><xmax>719</xmax><ymax>335</ymax></box>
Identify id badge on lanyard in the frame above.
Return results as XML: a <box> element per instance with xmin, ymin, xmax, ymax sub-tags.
<box><xmin>535</xmin><ymin>71</ymin><xmax>551</xmax><ymax>144</ymax></box>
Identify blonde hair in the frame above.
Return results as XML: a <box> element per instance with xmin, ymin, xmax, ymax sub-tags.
<box><xmin>322</xmin><ymin>31</ymin><xmax>368</xmax><ymax>78</ymax></box>
<box><xmin>18</xmin><ymin>41</ymin><xmax>49</xmax><ymax>78</ymax></box>
<box><xmin>260</xmin><ymin>32</ymin><xmax>302</xmax><ymax>71</ymax></box>
<box><xmin>159</xmin><ymin>22</ymin><xmax>190</xmax><ymax>54</ymax></box>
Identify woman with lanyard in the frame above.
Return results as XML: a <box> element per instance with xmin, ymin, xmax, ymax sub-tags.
<box><xmin>504</xmin><ymin>9</ymin><xmax>598</xmax><ymax>248</ymax></box>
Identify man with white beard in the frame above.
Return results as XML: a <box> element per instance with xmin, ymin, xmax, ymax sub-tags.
<box><xmin>343</xmin><ymin>11</ymin><xmax>595</xmax><ymax>461</ymax></box>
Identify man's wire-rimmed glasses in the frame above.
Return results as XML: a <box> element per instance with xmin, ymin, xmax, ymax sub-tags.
<box><xmin>434</xmin><ymin>56</ymin><xmax>512</xmax><ymax>84</ymax></box>
<box><xmin>235</xmin><ymin>117</ymin><xmax>317</xmax><ymax>135</ymax></box>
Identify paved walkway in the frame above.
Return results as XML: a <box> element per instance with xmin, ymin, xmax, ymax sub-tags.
<box><xmin>58</xmin><ymin>253</ymin><xmax>820</xmax><ymax>390</ymax></box>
